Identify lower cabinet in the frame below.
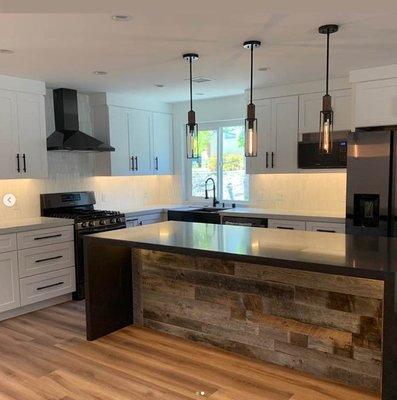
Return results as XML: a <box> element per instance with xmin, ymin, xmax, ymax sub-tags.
<box><xmin>19</xmin><ymin>267</ymin><xmax>76</xmax><ymax>306</ymax></box>
<box><xmin>0</xmin><ymin>251</ymin><xmax>20</xmax><ymax>313</ymax></box>
<box><xmin>306</xmin><ymin>221</ymin><xmax>345</xmax><ymax>233</ymax></box>
<box><xmin>268</xmin><ymin>218</ymin><xmax>345</xmax><ymax>233</ymax></box>
<box><xmin>0</xmin><ymin>225</ymin><xmax>75</xmax><ymax>318</ymax></box>
<box><xmin>126</xmin><ymin>211</ymin><xmax>167</xmax><ymax>227</ymax></box>
<box><xmin>268</xmin><ymin>219</ymin><xmax>306</xmax><ymax>231</ymax></box>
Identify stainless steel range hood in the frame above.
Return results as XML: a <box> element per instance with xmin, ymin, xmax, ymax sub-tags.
<box><xmin>47</xmin><ymin>88</ymin><xmax>115</xmax><ymax>152</ymax></box>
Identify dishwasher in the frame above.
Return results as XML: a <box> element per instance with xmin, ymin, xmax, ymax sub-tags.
<box><xmin>222</xmin><ymin>215</ymin><xmax>268</xmax><ymax>228</ymax></box>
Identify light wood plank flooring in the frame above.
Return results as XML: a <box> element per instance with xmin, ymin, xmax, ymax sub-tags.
<box><xmin>0</xmin><ymin>301</ymin><xmax>379</xmax><ymax>400</ymax></box>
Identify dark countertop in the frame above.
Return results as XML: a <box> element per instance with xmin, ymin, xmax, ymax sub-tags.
<box><xmin>85</xmin><ymin>221</ymin><xmax>397</xmax><ymax>280</ymax></box>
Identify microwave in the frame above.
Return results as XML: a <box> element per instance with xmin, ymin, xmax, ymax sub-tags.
<box><xmin>298</xmin><ymin>139</ymin><xmax>347</xmax><ymax>169</ymax></box>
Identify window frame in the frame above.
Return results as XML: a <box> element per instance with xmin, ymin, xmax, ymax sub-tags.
<box><xmin>185</xmin><ymin>119</ymin><xmax>249</xmax><ymax>204</ymax></box>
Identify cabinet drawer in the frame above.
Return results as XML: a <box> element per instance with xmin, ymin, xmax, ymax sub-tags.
<box><xmin>19</xmin><ymin>267</ymin><xmax>76</xmax><ymax>306</ymax></box>
<box><xmin>17</xmin><ymin>225</ymin><xmax>74</xmax><ymax>249</ymax></box>
<box><xmin>268</xmin><ymin>219</ymin><xmax>306</xmax><ymax>231</ymax></box>
<box><xmin>18</xmin><ymin>241</ymin><xmax>75</xmax><ymax>278</ymax></box>
<box><xmin>0</xmin><ymin>233</ymin><xmax>17</xmax><ymax>253</ymax></box>
<box><xmin>306</xmin><ymin>221</ymin><xmax>345</xmax><ymax>233</ymax></box>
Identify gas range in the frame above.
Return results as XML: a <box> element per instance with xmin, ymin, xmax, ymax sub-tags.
<box><xmin>40</xmin><ymin>191</ymin><xmax>127</xmax><ymax>300</ymax></box>
<box><xmin>46</xmin><ymin>209</ymin><xmax>126</xmax><ymax>231</ymax></box>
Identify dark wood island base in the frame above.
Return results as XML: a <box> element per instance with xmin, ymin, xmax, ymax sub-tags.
<box><xmin>84</xmin><ymin>221</ymin><xmax>397</xmax><ymax>399</ymax></box>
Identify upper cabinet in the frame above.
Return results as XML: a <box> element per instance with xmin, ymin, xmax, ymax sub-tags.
<box><xmin>0</xmin><ymin>80</ymin><xmax>47</xmax><ymax>180</ymax></box>
<box><xmin>350</xmin><ymin>65</ymin><xmax>397</xmax><ymax>129</ymax></box>
<box><xmin>299</xmin><ymin>89</ymin><xmax>351</xmax><ymax>135</ymax></box>
<box><xmin>246</xmin><ymin>96</ymin><xmax>298</xmax><ymax>174</ymax></box>
<box><xmin>93</xmin><ymin>102</ymin><xmax>173</xmax><ymax>176</ymax></box>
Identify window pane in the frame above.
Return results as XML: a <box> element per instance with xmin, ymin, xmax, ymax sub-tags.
<box><xmin>222</xmin><ymin>126</ymin><xmax>249</xmax><ymax>201</ymax></box>
<box><xmin>192</xmin><ymin>129</ymin><xmax>217</xmax><ymax>198</ymax></box>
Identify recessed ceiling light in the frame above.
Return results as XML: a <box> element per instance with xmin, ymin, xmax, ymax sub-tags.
<box><xmin>111</xmin><ymin>15</ymin><xmax>132</xmax><ymax>22</ymax></box>
<box><xmin>258</xmin><ymin>67</ymin><xmax>270</xmax><ymax>71</ymax></box>
<box><xmin>0</xmin><ymin>49</ymin><xmax>14</xmax><ymax>54</ymax></box>
<box><xmin>93</xmin><ymin>70</ymin><xmax>107</xmax><ymax>75</ymax></box>
<box><xmin>155</xmin><ymin>84</ymin><xmax>164</xmax><ymax>88</ymax></box>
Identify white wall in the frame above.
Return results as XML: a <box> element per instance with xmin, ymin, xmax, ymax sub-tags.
<box><xmin>0</xmin><ymin>90</ymin><xmax>181</xmax><ymax>221</ymax></box>
<box><xmin>172</xmin><ymin>93</ymin><xmax>346</xmax><ymax>215</ymax></box>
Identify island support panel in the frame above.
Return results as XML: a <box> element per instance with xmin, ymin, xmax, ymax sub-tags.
<box><xmin>133</xmin><ymin>249</ymin><xmax>384</xmax><ymax>394</ymax></box>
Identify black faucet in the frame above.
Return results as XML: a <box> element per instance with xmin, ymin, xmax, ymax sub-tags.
<box><xmin>204</xmin><ymin>178</ymin><xmax>219</xmax><ymax>208</ymax></box>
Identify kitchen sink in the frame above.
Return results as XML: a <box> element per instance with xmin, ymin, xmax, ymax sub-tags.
<box><xmin>167</xmin><ymin>206</ymin><xmax>230</xmax><ymax>224</ymax></box>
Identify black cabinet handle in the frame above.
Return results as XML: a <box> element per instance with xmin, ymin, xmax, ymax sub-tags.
<box><xmin>16</xmin><ymin>154</ymin><xmax>20</xmax><ymax>173</ymax></box>
<box><xmin>276</xmin><ymin>226</ymin><xmax>294</xmax><ymax>230</ymax></box>
<box><xmin>22</xmin><ymin>153</ymin><xmax>27</xmax><ymax>172</ymax></box>
<box><xmin>317</xmin><ymin>229</ymin><xmax>336</xmax><ymax>233</ymax></box>
<box><xmin>135</xmin><ymin>156</ymin><xmax>138</xmax><ymax>171</ymax></box>
<box><xmin>34</xmin><ymin>234</ymin><xmax>62</xmax><ymax>241</ymax></box>
<box><xmin>266</xmin><ymin>152</ymin><xmax>269</xmax><ymax>168</ymax></box>
<box><xmin>35</xmin><ymin>255</ymin><xmax>63</xmax><ymax>263</ymax></box>
<box><xmin>155</xmin><ymin>156</ymin><xmax>159</xmax><ymax>171</ymax></box>
<box><xmin>130</xmin><ymin>156</ymin><xmax>135</xmax><ymax>171</ymax></box>
<box><xmin>36</xmin><ymin>281</ymin><xmax>64</xmax><ymax>291</ymax></box>
<box><xmin>271</xmin><ymin>152</ymin><xmax>274</xmax><ymax>168</ymax></box>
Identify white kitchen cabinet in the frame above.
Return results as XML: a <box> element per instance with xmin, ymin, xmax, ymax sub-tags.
<box><xmin>246</xmin><ymin>96</ymin><xmax>298</xmax><ymax>174</ymax></box>
<box><xmin>0</xmin><ymin>89</ymin><xmax>47</xmax><ymax>179</ymax></box>
<box><xmin>299</xmin><ymin>89</ymin><xmax>351</xmax><ymax>135</ymax></box>
<box><xmin>306</xmin><ymin>221</ymin><xmax>345</xmax><ymax>233</ymax></box>
<box><xmin>93</xmin><ymin>105</ymin><xmax>173</xmax><ymax>176</ymax></box>
<box><xmin>270</xmin><ymin>96</ymin><xmax>298</xmax><ymax>173</ymax></box>
<box><xmin>353</xmin><ymin>78</ymin><xmax>397</xmax><ymax>128</ymax></box>
<box><xmin>0</xmin><ymin>251</ymin><xmax>20</xmax><ymax>313</ymax></box>
<box><xmin>268</xmin><ymin>219</ymin><xmax>306</xmax><ymax>231</ymax></box>
<box><xmin>128</xmin><ymin>110</ymin><xmax>152</xmax><ymax>175</ymax></box>
<box><xmin>152</xmin><ymin>112</ymin><xmax>173</xmax><ymax>174</ymax></box>
<box><xmin>125</xmin><ymin>211</ymin><xmax>166</xmax><ymax>227</ymax></box>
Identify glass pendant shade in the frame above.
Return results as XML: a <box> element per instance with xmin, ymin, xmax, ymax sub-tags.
<box><xmin>319</xmin><ymin>110</ymin><xmax>333</xmax><ymax>154</ymax></box>
<box><xmin>186</xmin><ymin>122</ymin><xmax>199</xmax><ymax>159</ymax></box>
<box><xmin>245</xmin><ymin>117</ymin><xmax>258</xmax><ymax>157</ymax></box>
<box><xmin>245</xmin><ymin>102</ymin><xmax>258</xmax><ymax>157</ymax></box>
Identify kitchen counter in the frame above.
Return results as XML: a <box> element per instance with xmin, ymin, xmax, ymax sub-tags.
<box><xmin>84</xmin><ymin>221</ymin><xmax>395</xmax><ymax>399</ymax></box>
<box><xmin>219</xmin><ymin>207</ymin><xmax>345</xmax><ymax>223</ymax></box>
<box><xmin>117</xmin><ymin>204</ymin><xmax>184</xmax><ymax>217</ymax></box>
<box><xmin>0</xmin><ymin>217</ymin><xmax>74</xmax><ymax>235</ymax></box>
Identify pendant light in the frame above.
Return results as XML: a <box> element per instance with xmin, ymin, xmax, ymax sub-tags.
<box><xmin>183</xmin><ymin>53</ymin><xmax>199</xmax><ymax>159</ymax></box>
<box><xmin>243</xmin><ymin>40</ymin><xmax>261</xmax><ymax>157</ymax></box>
<box><xmin>318</xmin><ymin>24</ymin><xmax>339</xmax><ymax>154</ymax></box>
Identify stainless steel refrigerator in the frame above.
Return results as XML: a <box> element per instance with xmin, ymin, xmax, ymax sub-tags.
<box><xmin>346</xmin><ymin>126</ymin><xmax>397</xmax><ymax>237</ymax></box>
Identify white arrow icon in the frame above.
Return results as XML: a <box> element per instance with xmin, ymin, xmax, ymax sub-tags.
<box><xmin>3</xmin><ymin>193</ymin><xmax>16</xmax><ymax>207</ymax></box>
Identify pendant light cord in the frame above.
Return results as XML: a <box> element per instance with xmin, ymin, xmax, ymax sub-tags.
<box><xmin>326</xmin><ymin>32</ymin><xmax>330</xmax><ymax>96</ymax></box>
<box><xmin>250</xmin><ymin>45</ymin><xmax>254</xmax><ymax>104</ymax></box>
<box><xmin>189</xmin><ymin>56</ymin><xmax>193</xmax><ymax>111</ymax></box>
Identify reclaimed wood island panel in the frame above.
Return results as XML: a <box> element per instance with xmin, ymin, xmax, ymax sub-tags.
<box><xmin>84</xmin><ymin>221</ymin><xmax>397</xmax><ymax>399</ymax></box>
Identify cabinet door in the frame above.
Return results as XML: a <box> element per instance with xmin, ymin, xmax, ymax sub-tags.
<box><xmin>271</xmin><ymin>96</ymin><xmax>298</xmax><ymax>173</ymax></box>
<box><xmin>128</xmin><ymin>110</ymin><xmax>152</xmax><ymax>174</ymax></box>
<box><xmin>0</xmin><ymin>251</ymin><xmax>20</xmax><ymax>313</ymax></box>
<box><xmin>152</xmin><ymin>112</ymin><xmax>173</xmax><ymax>174</ymax></box>
<box><xmin>108</xmin><ymin>107</ymin><xmax>131</xmax><ymax>175</ymax></box>
<box><xmin>0</xmin><ymin>90</ymin><xmax>19</xmax><ymax>179</ymax></box>
<box><xmin>306</xmin><ymin>221</ymin><xmax>345</xmax><ymax>233</ymax></box>
<box><xmin>299</xmin><ymin>89</ymin><xmax>351</xmax><ymax>135</ymax></box>
<box><xmin>17</xmin><ymin>93</ymin><xmax>48</xmax><ymax>178</ymax></box>
<box><xmin>246</xmin><ymin>99</ymin><xmax>272</xmax><ymax>174</ymax></box>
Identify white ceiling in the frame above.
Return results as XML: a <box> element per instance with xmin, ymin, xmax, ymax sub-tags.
<box><xmin>0</xmin><ymin>2</ymin><xmax>397</xmax><ymax>103</ymax></box>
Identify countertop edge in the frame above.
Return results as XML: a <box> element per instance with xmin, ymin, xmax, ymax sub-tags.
<box><xmin>84</xmin><ymin>235</ymin><xmax>390</xmax><ymax>281</ymax></box>
<box><xmin>0</xmin><ymin>218</ymin><xmax>74</xmax><ymax>235</ymax></box>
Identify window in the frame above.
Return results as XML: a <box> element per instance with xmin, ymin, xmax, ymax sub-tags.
<box><xmin>188</xmin><ymin>121</ymin><xmax>249</xmax><ymax>202</ymax></box>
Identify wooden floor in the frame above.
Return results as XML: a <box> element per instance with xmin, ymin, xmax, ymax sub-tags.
<box><xmin>0</xmin><ymin>301</ymin><xmax>379</xmax><ymax>400</ymax></box>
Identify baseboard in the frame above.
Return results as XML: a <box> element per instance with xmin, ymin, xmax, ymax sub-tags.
<box><xmin>0</xmin><ymin>294</ymin><xmax>73</xmax><ymax>322</ymax></box>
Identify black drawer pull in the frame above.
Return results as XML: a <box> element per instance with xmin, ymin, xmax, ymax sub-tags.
<box><xmin>265</xmin><ymin>152</ymin><xmax>269</xmax><ymax>168</ymax></box>
<box><xmin>34</xmin><ymin>234</ymin><xmax>62</xmax><ymax>241</ymax></box>
<box><xmin>36</xmin><ymin>281</ymin><xmax>64</xmax><ymax>291</ymax></box>
<box><xmin>22</xmin><ymin>153</ymin><xmax>27</xmax><ymax>172</ymax></box>
<box><xmin>276</xmin><ymin>226</ymin><xmax>294</xmax><ymax>230</ymax></box>
<box><xmin>16</xmin><ymin>154</ymin><xmax>20</xmax><ymax>173</ymax></box>
<box><xmin>35</xmin><ymin>255</ymin><xmax>63</xmax><ymax>263</ymax></box>
<box><xmin>317</xmin><ymin>229</ymin><xmax>336</xmax><ymax>233</ymax></box>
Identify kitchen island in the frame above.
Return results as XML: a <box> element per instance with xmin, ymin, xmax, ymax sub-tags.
<box><xmin>84</xmin><ymin>221</ymin><xmax>397</xmax><ymax>399</ymax></box>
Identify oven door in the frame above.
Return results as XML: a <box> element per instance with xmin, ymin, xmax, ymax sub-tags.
<box><xmin>74</xmin><ymin>223</ymin><xmax>126</xmax><ymax>300</ymax></box>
